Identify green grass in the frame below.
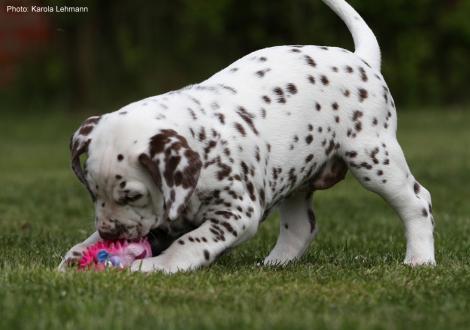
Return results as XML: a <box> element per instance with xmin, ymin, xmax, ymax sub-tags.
<box><xmin>1</xmin><ymin>109</ymin><xmax>469</xmax><ymax>330</ymax></box>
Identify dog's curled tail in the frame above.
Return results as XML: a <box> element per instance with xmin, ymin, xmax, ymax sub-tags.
<box><xmin>321</xmin><ymin>0</ymin><xmax>381</xmax><ymax>70</ymax></box>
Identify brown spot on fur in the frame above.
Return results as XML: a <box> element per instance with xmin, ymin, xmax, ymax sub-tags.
<box><xmin>236</xmin><ymin>106</ymin><xmax>258</xmax><ymax>135</ymax></box>
<box><xmin>79</xmin><ymin>126</ymin><xmax>94</xmax><ymax>136</ymax></box>
<box><xmin>246</xmin><ymin>181</ymin><xmax>256</xmax><ymax>201</ymax></box>
<box><xmin>422</xmin><ymin>208</ymin><xmax>428</xmax><ymax>217</ymax></box>
<box><xmin>273</xmin><ymin>87</ymin><xmax>283</xmax><ymax>96</ymax></box>
<box><xmin>286</xmin><ymin>83</ymin><xmax>298</xmax><ymax>94</ymax></box>
<box><xmin>352</xmin><ymin>111</ymin><xmax>363</xmax><ymax>121</ymax></box>
<box><xmin>358</xmin><ymin>88</ymin><xmax>368</xmax><ymax>102</ymax></box>
<box><xmin>304</xmin><ymin>55</ymin><xmax>316</xmax><ymax>67</ymax></box>
<box><xmin>262</xmin><ymin>95</ymin><xmax>271</xmax><ymax>104</ymax></box>
<box><xmin>414</xmin><ymin>182</ymin><xmax>420</xmax><ymax>194</ymax></box>
<box><xmin>215</xmin><ymin>113</ymin><xmax>225</xmax><ymax>125</ymax></box>
<box><xmin>355</xmin><ymin>121</ymin><xmax>362</xmax><ymax>132</ymax></box>
<box><xmin>234</xmin><ymin>123</ymin><xmax>246</xmax><ymax>136</ymax></box>
<box><xmin>359</xmin><ymin>67</ymin><xmax>368</xmax><ymax>82</ymax></box>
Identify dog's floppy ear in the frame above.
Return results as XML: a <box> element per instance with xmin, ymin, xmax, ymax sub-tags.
<box><xmin>69</xmin><ymin>115</ymin><xmax>101</xmax><ymax>200</ymax></box>
<box><xmin>139</xmin><ymin>129</ymin><xmax>202</xmax><ymax>221</ymax></box>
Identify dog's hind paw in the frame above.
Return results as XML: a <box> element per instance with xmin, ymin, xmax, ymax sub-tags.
<box><xmin>404</xmin><ymin>256</ymin><xmax>436</xmax><ymax>267</ymax></box>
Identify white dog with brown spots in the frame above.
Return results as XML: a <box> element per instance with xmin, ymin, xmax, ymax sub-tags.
<box><xmin>59</xmin><ymin>0</ymin><xmax>435</xmax><ymax>273</ymax></box>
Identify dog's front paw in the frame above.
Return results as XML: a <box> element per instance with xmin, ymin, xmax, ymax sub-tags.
<box><xmin>57</xmin><ymin>244</ymin><xmax>88</xmax><ymax>272</ymax></box>
<box><xmin>130</xmin><ymin>259</ymin><xmax>150</xmax><ymax>272</ymax></box>
<box><xmin>130</xmin><ymin>257</ymin><xmax>180</xmax><ymax>274</ymax></box>
<box><xmin>130</xmin><ymin>258</ymin><xmax>163</xmax><ymax>273</ymax></box>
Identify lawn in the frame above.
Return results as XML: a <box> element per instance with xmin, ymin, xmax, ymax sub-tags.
<box><xmin>0</xmin><ymin>109</ymin><xmax>469</xmax><ymax>330</ymax></box>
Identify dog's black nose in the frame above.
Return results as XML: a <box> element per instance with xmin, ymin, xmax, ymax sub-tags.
<box><xmin>98</xmin><ymin>229</ymin><xmax>120</xmax><ymax>240</ymax></box>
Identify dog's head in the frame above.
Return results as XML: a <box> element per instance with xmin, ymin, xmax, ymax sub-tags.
<box><xmin>70</xmin><ymin>113</ymin><xmax>202</xmax><ymax>241</ymax></box>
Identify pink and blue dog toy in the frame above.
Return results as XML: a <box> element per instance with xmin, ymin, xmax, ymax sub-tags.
<box><xmin>78</xmin><ymin>238</ymin><xmax>152</xmax><ymax>271</ymax></box>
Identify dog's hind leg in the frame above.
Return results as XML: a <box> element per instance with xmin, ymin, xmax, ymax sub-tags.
<box><xmin>263</xmin><ymin>158</ymin><xmax>348</xmax><ymax>266</ymax></box>
<box><xmin>263</xmin><ymin>191</ymin><xmax>318</xmax><ymax>265</ymax></box>
<box><xmin>344</xmin><ymin>134</ymin><xmax>435</xmax><ymax>266</ymax></box>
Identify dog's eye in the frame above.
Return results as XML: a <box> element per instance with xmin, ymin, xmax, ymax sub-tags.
<box><xmin>126</xmin><ymin>193</ymin><xmax>143</xmax><ymax>202</ymax></box>
<box><xmin>117</xmin><ymin>193</ymin><xmax>143</xmax><ymax>205</ymax></box>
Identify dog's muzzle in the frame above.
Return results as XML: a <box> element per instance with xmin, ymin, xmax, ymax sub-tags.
<box><xmin>98</xmin><ymin>221</ymin><xmax>127</xmax><ymax>240</ymax></box>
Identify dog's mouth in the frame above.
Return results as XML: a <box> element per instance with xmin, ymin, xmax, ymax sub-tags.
<box><xmin>100</xmin><ymin>226</ymin><xmax>147</xmax><ymax>242</ymax></box>
<box><xmin>124</xmin><ymin>230</ymin><xmax>148</xmax><ymax>242</ymax></box>
<box><xmin>124</xmin><ymin>222</ymin><xmax>153</xmax><ymax>241</ymax></box>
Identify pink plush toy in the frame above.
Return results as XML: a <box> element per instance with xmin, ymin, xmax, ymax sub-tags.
<box><xmin>78</xmin><ymin>238</ymin><xmax>152</xmax><ymax>271</ymax></box>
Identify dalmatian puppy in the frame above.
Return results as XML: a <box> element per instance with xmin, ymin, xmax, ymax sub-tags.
<box><xmin>59</xmin><ymin>0</ymin><xmax>435</xmax><ymax>272</ymax></box>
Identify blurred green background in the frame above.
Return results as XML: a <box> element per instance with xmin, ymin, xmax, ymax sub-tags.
<box><xmin>1</xmin><ymin>0</ymin><xmax>469</xmax><ymax>112</ymax></box>
<box><xmin>1</xmin><ymin>2</ymin><xmax>470</xmax><ymax>329</ymax></box>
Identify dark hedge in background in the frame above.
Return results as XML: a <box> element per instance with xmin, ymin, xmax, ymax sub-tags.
<box><xmin>3</xmin><ymin>0</ymin><xmax>469</xmax><ymax>111</ymax></box>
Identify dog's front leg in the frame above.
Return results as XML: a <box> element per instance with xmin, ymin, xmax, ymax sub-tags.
<box><xmin>58</xmin><ymin>231</ymin><xmax>101</xmax><ymax>271</ymax></box>
<box><xmin>131</xmin><ymin>208</ymin><xmax>257</xmax><ymax>273</ymax></box>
